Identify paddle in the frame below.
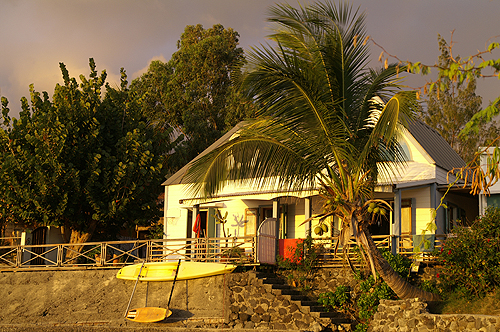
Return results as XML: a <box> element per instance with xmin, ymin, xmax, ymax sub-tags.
<box><xmin>166</xmin><ymin>259</ymin><xmax>182</xmax><ymax>311</ymax></box>
<box><xmin>123</xmin><ymin>260</ymin><xmax>172</xmax><ymax>323</ymax></box>
<box><xmin>124</xmin><ymin>260</ymin><xmax>146</xmax><ymax>318</ymax></box>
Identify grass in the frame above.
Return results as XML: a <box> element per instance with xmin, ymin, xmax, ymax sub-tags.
<box><xmin>428</xmin><ymin>289</ymin><xmax>500</xmax><ymax>316</ymax></box>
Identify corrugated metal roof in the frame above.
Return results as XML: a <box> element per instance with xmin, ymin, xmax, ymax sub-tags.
<box><xmin>164</xmin><ymin>119</ymin><xmax>466</xmax><ymax>187</ymax></box>
<box><xmin>407</xmin><ymin>120</ymin><xmax>466</xmax><ymax>171</ymax></box>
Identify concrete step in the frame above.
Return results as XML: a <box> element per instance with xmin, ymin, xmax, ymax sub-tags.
<box><xmin>261</xmin><ymin>277</ymin><xmax>285</xmax><ymax>284</ymax></box>
<box><xmin>279</xmin><ymin>288</ymin><xmax>301</xmax><ymax>295</ymax></box>
<box><xmin>270</xmin><ymin>283</ymin><xmax>291</xmax><ymax>290</ymax></box>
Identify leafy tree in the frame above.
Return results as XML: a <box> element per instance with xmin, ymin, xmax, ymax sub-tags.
<box><xmin>131</xmin><ymin>24</ymin><xmax>255</xmax><ymax>171</ymax></box>
<box><xmin>186</xmin><ymin>2</ymin><xmax>438</xmax><ymax>301</ymax></box>
<box><xmin>0</xmin><ymin>59</ymin><xmax>175</xmax><ymax>249</ymax></box>
<box><xmin>419</xmin><ymin>35</ymin><xmax>499</xmax><ymax>163</ymax></box>
<box><xmin>436</xmin><ymin>206</ymin><xmax>500</xmax><ymax>298</ymax></box>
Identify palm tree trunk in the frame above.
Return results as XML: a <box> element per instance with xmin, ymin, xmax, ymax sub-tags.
<box><xmin>362</xmin><ymin>228</ymin><xmax>440</xmax><ymax>302</ymax></box>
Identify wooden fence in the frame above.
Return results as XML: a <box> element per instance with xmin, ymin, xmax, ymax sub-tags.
<box><xmin>0</xmin><ymin>234</ymin><xmax>444</xmax><ymax>270</ymax></box>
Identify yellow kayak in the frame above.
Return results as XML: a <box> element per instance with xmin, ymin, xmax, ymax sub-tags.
<box><xmin>116</xmin><ymin>261</ymin><xmax>237</xmax><ymax>281</ymax></box>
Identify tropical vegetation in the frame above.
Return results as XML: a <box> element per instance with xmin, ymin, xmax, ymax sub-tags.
<box><xmin>0</xmin><ymin>59</ymin><xmax>175</xmax><ymax>247</ymax></box>
<box><xmin>419</xmin><ymin>35</ymin><xmax>499</xmax><ymax>163</ymax></box>
<box><xmin>185</xmin><ymin>1</ymin><xmax>438</xmax><ymax>301</ymax></box>
<box><xmin>130</xmin><ymin>24</ymin><xmax>256</xmax><ymax>172</ymax></box>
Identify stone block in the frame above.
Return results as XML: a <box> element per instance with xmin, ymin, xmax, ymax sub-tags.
<box><xmin>244</xmin><ymin>321</ymin><xmax>255</xmax><ymax>329</ymax></box>
<box><xmin>239</xmin><ymin>312</ymin><xmax>250</xmax><ymax>322</ymax></box>
<box><xmin>272</xmin><ymin>322</ymin><xmax>286</xmax><ymax>330</ymax></box>
<box><xmin>255</xmin><ymin>306</ymin><xmax>265</xmax><ymax>314</ymax></box>
<box><xmin>256</xmin><ymin>322</ymin><xmax>269</xmax><ymax>329</ymax></box>
<box><xmin>295</xmin><ymin>319</ymin><xmax>310</xmax><ymax>329</ymax></box>
<box><xmin>289</xmin><ymin>303</ymin><xmax>299</xmax><ymax>313</ymax></box>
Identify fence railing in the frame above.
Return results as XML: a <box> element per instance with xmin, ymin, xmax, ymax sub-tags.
<box><xmin>310</xmin><ymin>234</ymin><xmax>444</xmax><ymax>266</ymax></box>
<box><xmin>0</xmin><ymin>233</ymin><xmax>444</xmax><ymax>270</ymax></box>
<box><xmin>0</xmin><ymin>236</ymin><xmax>257</xmax><ymax>269</ymax></box>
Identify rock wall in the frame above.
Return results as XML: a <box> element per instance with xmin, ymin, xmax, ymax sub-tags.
<box><xmin>224</xmin><ymin>271</ymin><xmax>350</xmax><ymax>331</ymax></box>
<box><xmin>370</xmin><ymin>298</ymin><xmax>500</xmax><ymax>332</ymax></box>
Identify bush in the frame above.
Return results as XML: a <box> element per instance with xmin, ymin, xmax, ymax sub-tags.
<box><xmin>318</xmin><ymin>285</ymin><xmax>351</xmax><ymax>312</ymax></box>
<box><xmin>317</xmin><ymin>248</ymin><xmax>412</xmax><ymax>332</ymax></box>
<box><xmin>436</xmin><ymin>206</ymin><xmax>500</xmax><ymax>298</ymax></box>
<box><xmin>276</xmin><ymin>236</ymin><xmax>323</xmax><ymax>290</ymax></box>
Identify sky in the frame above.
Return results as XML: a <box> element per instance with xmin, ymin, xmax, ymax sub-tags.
<box><xmin>1</xmin><ymin>0</ymin><xmax>499</xmax><ymax>117</ymax></box>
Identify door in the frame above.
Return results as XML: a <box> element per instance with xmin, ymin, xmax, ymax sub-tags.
<box><xmin>400</xmin><ymin>199</ymin><xmax>412</xmax><ymax>252</ymax></box>
<box><xmin>257</xmin><ymin>218</ymin><xmax>278</xmax><ymax>264</ymax></box>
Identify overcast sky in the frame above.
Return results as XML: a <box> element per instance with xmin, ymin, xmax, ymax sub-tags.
<box><xmin>1</xmin><ymin>0</ymin><xmax>499</xmax><ymax>116</ymax></box>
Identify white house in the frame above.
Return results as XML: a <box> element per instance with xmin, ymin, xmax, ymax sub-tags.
<box><xmin>162</xmin><ymin>120</ymin><xmax>477</xmax><ymax>258</ymax></box>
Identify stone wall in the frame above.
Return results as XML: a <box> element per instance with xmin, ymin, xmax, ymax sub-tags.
<box><xmin>225</xmin><ymin>271</ymin><xmax>351</xmax><ymax>331</ymax></box>
<box><xmin>370</xmin><ymin>298</ymin><xmax>500</xmax><ymax>332</ymax></box>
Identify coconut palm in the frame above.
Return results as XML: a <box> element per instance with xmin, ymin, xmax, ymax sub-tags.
<box><xmin>185</xmin><ymin>1</ymin><xmax>439</xmax><ymax>301</ymax></box>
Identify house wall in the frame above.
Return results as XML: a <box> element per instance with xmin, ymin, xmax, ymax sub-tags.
<box><xmin>164</xmin><ymin>184</ymin><xmax>190</xmax><ymax>239</ymax></box>
<box><xmin>401</xmin><ymin>187</ymin><xmax>432</xmax><ymax>234</ymax></box>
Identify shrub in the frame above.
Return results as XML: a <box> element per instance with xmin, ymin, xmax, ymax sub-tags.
<box><xmin>276</xmin><ymin>236</ymin><xmax>323</xmax><ymax>290</ymax></box>
<box><xmin>435</xmin><ymin>206</ymin><xmax>500</xmax><ymax>298</ymax></box>
<box><xmin>318</xmin><ymin>285</ymin><xmax>351</xmax><ymax>312</ymax></box>
<box><xmin>317</xmin><ymin>248</ymin><xmax>412</xmax><ymax>332</ymax></box>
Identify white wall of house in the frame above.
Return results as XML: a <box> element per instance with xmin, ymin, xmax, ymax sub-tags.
<box><xmin>400</xmin><ymin>187</ymin><xmax>432</xmax><ymax>234</ymax></box>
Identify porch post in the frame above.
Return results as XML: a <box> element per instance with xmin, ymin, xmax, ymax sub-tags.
<box><xmin>392</xmin><ymin>189</ymin><xmax>401</xmax><ymax>255</ymax></box>
<box><xmin>304</xmin><ymin>197</ymin><xmax>312</xmax><ymax>237</ymax></box>
<box><xmin>272</xmin><ymin>198</ymin><xmax>280</xmax><ymax>237</ymax></box>
<box><xmin>273</xmin><ymin>198</ymin><xmax>280</xmax><ymax>259</ymax></box>
<box><xmin>430</xmin><ymin>183</ymin><xmax>438</xmax><ymax>234</ymax></box>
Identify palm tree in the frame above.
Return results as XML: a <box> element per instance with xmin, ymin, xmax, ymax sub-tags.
<box><xmin>185</xmin><ymin>1</ymin><xmax>439</xmax><ymax>301</ymax></box>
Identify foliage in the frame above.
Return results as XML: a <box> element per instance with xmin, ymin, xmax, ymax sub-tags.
<box><xmin>317</xmin><ymin>285</ymin><xmax>351</xmax><ymax>312</ymax></box>
<box><xmin>354</xmin><ymin>250</ymin><xmax>409</xmax><ymax>322</ymax></box>
<box><xmin>146</xmin><ymin>222</ymin><xmax>165</xmax><ymax>240</ymax></box>
<box><xmin>318</xmin><ymin>249</ymin><xmax>413</xmax><ymax>331</ymax></box>
<box><xmin>380</xmin><ymin>248</ymin><xmax>412</xmax><ymax>279</ymax></box>
<box><xmin>131</xmin><ymin>24</ymin><xmax>256</xmax><ymax>172</ymax></box>
<box><xmin>373</xmin><ymin>31</ymin><xmax>500</xmax><ymax>196</ymax></box>
<box><xmin>435</xmin><ymin>206</ymin><xmax>500</xmax><ymax>298</ymax></box>
<box><xmin>419</xmin><ymin>35</ymin><xmax>499</xmax><ymax>163</ymax></box>
<box><xmin>373</xmin><ymin>31</ymin><xmax>500</xmax><ymax>133</ymax></box>
<box><xmin>276</xmin><ymin>236</ymin><xmax>322</xmax><ymax>290</ymax></box>
<box><xmin>0</xmin><ymin>59</ymin><xmax>176</xmax><ymax>243</ymax></box>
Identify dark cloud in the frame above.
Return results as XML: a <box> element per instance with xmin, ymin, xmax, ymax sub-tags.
<box><xmin>1</xmin><ymin>0</ymin><xmax>499</xmax><ymax>115</ymax></box>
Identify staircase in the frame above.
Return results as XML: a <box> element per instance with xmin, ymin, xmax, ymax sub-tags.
<box><xmin>254</xmin><ymin>271</ymin><xmax>352</xmax><ymax>327</ymax></box>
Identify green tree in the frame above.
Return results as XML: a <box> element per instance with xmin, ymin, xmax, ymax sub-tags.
<box><xmin>186</xmin><ymin>2</ymin><xmax>438</xmax><ymax>301</ymax></box>
<box><xmin>131</xmin><ymin>24</ymin><xmax>255</xmax><ymax>171</ymax></box>
<box><xmin>0</xmin><ymin>59</ymin><xmax>175</xmax><ymax>249</ymax></box>
<box><xmin>419</xmin><ymin>35</ymin><xmax>499</xmax><ymax>163</ymax></box>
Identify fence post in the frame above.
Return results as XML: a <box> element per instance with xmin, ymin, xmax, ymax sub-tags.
<box><xmin>100</xmin><ymin>243</ymin><xmax>106</xmax><ymax>266</ymax></box>
<box><xmin>57</xmin><ymin>244</ymin><xmax>62</xmax><ymax>267</ymax></box>
<box><xmin>16</xmin><ymin>245</ymin><xmax>22</xmax><ymax>268</ymax></box>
